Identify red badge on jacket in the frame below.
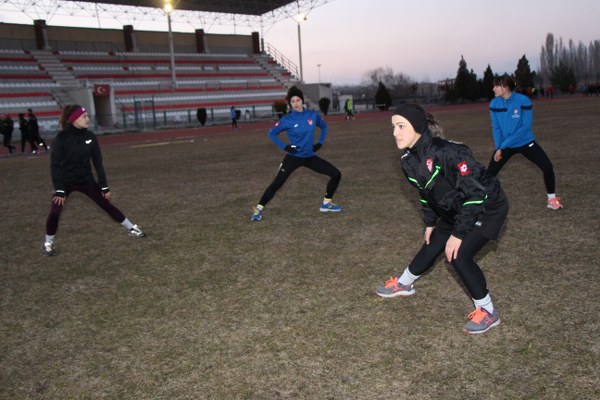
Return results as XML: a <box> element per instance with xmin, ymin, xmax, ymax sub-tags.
<box><xmin>457</xmin><ymin>161</ymin><xmax>470</xmax><ymax>176</ymax></box>
<box><xmin>426</xmin><ymin>158</ymin><xmax>433</xmax><ymax>173</ymax></box>
<box><xmin>307</xmin><ymin>118</ymin><xmax>313</xmax><ymax>125</ymax></box>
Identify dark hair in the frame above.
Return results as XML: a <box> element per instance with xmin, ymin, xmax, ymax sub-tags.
<box><xmin>60</xmin><ymin>104</ymin><xmax>82</xmax><ymax>129</ymax></box>
<box><xmin>493</xmin><ymin>74</ymin><xmax>517</xmax><ymax>91</ymax></box>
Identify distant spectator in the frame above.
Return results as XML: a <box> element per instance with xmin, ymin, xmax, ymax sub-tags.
<box><xmin>18</xmin><ymin>113</ymin><xmax>37</xmax><ymax>154</ymax></box>
<box><xmin>1</xmin><ymin>114</ymin><xmax>17</xmax><ymax>154</ymax></box>
<box><xmin>344</xmin><ymin>98</ymin><xmax>355</xmax><ymax>120</ymax></box>
<box><xmin>27</xmin><ymin>108</ymin><xmax>49</xmax><ymax>152</ymax></box>
<box><xmin>230</xmin><ymin>106</ymin><xmax>238</xmax><ymax>129</ymax></box>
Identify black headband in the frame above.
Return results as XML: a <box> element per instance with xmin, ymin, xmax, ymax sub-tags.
<box><xmin>393</xmin><ymin>105</ymin><xmax>428</xmax><ymax>134</ymax></box>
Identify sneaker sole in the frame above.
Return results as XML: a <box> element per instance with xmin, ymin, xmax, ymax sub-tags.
<box><xmin>319</xmin><ymin>208</ymin><xmax>342</xmax><ymax>213</ymax></box>
<box><xmin>375</xmin><ymin>289</ymin><xmax>415</xmax><ymax>298</ymax></box>
<box><xmin>463</xmin><ymin>318</ymin><xmax>501</xmax><ymax>335</ymax></box>
<box><xmin>547</xmin><ymin>206</ymin><xmax>563</xmax><ymax>210</ymax></box>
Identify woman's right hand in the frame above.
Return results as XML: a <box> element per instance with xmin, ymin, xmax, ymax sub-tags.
<box><xmin>52</xmin><ymin>196</ymin><xmax>65</xmax><ymax>206</ymax></box>
<box><xmin>424</xmin><ymin>226</ymin><xmax>434</xmax><ymax>245</ymax></box>
<box><xmin>494</xmin><ymin>149</ymin><xmax>502</xmax><ymax>162</ymax></box>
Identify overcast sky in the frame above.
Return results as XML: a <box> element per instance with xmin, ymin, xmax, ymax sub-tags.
<box><xmin>2</xmin><ymin>0</ymin><xmax>599</xmax><ymax>85</ymax></box>
<box><xmin>263</xmin><ymin>0</ymin><xmax>600</xmax><ymax>84</ymax></box>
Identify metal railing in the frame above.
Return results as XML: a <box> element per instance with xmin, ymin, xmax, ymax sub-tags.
<box><xmin>263</xmin><ymin>43</ymin><xmax>299</xmax><ymax>80</ymax></box>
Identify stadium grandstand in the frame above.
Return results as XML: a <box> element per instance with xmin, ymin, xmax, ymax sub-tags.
<box><xmin>0</xmin><ymin>0</ymin><xmax>332</xmax><ymax>135</ymax></box>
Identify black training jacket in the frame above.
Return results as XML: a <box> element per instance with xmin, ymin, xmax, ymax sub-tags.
<box><xmin>50</xmin><ymin>125</ymin><xmax>107</xmax><ymax>193</ymax></box>
<box><xmin>400</xmin><ymin>130</ymin><xmax>503</xmax><ymax>239</ymax></box>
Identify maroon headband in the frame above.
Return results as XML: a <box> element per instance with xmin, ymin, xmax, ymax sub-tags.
<box><xmin>67</xmin><ymin>107</ymin><xmax>86</xmax><ymax>124</ymax></box>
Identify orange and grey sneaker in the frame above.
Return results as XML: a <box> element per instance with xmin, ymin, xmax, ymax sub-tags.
<box><xmin>375</xmin><ymin>276</ymin><xmax>415</xmax><ymax>298</ymax></box>
<box><xmin>547</xmin><ymin>197</ymin><xmax>563</xmax><ymax>210</ymax></box>
<box><xmin>462</xmin><ymin>307</ymin><xmax>500</xmax><ymax>334</ymax></box>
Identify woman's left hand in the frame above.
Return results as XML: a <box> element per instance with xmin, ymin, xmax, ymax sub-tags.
<box><xmin>445</xmin><ymin>235</ymin><xmax>462</xmax><ymax>262</ymax></box>
<box><xmin>103</xmin><ymin>191</ymin><xmax>112</xmax><ymax>200</ymax></box>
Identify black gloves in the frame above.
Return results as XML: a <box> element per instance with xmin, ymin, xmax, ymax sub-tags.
<box><xmin>284</xmin><ymin>145</ymin><xmax>298</xmax><ymax>154</ymax></box>
<box><xmin>312</xmin><ymin>143</ymin><xmax>322</xmax><ymax>153</ymax></box>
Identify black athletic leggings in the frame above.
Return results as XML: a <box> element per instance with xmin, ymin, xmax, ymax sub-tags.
<box><xmin>485</xmin><ymin>141</ymin><xmax>556</xmax><ymax>194</ymax></box>
<box><xmin>408</xmin><ymin>223</ymin><xmax>491</xmax><ymax>300</ymax></box>
<box><xmin>46</xmin><ymin>181</ymin><xmax>126</xmax><ymax>235</ymax></box>
<box><xmin>258</xmin><ymin>154</ymin><xmax>342</xmax><ymax>206</ymax></box>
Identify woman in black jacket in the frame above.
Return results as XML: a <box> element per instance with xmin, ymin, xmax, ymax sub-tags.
<box><xmin>375</xmin><ymin>104</ymin><xmax>508</xmax><ymax>335</ymax></box>
<box><xmin>43</xmin><ymin>105</ymin><xmax>145</xmax><ymax>256</ymax></box>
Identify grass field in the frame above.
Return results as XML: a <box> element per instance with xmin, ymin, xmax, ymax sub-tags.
<box><xmin>1</xmin><ymin>97</ymin><xmax>599</xmax><ymax>399</ymax></box>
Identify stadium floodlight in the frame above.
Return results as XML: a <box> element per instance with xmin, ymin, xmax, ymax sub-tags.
<box><xmin>163</xmin><ymin>0</ymin><xmax>176</xmax><ymax>89</ymax></box>
<box><xmin>296</xmin><ymin>13</ymin><xmax>306</xmax><ymax>82</ymax></box>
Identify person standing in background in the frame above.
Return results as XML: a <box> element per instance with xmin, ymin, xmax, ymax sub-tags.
<box><xmin>486</xmin><ymin>75</ymin><xmax>563</xmax><ymax>210</ymax></box>
<box><xmin>18</xmin><ymin>113</ymin><xmax>37</xmax><ymax>154</ymax></box>
<box><xmin>27</xmin><ymin>108</ymin><xmax>49</xmax><ymax>152</ymax></box>
<box><xmin>1</xmin><ymin>114</ymin><xmax>17</xmax><ymax>154</ymax></box>
<box><xmin>230</xmin><ymin>106</ymin><xmax>238</xmax><ymax>129</ymax></box>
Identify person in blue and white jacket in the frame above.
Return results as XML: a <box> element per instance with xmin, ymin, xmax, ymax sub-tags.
<box><xmin>250</xmin><ymin>86</ymin><xmax>342</xmax><ymax>221</ymax></box>
<box><xmin>486</xmin><ymin>75</ymin><xmax>563</xmax><ymax>210</ymax></box>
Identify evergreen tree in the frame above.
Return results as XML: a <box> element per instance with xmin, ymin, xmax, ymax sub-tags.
<box><xmin>482</xmin><ymin>65</ymin><xmax>495</xmax><ymax>100</ymax></box>
<box><xmin>374</xmin><ymin>82</ymin><xmax>392</xmax><ymax>110</ymax></box>
<box><xmin>514</xmin><ymin>55</ymin><xmax>536</xmax><ymax>91</ymax></box>
<box><xmin>453</xmin><ymin>55</ymin><xmax>479</xmax><ymax>102</ymax></box>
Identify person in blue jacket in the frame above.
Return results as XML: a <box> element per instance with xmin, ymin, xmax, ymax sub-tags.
<box><xmin>486</xmin><ymin>75</ymin><xmax>563</xmax><ymax>210</ymax></box>
<box><xmin>229</xmin><ymin>105</ymin><xmax>238</xmax><ymax>129</ymax></box>
<box><xmin>250</xmin><ymin>86</ymin><xmax>342</xmax><ymax>221</ymax></box>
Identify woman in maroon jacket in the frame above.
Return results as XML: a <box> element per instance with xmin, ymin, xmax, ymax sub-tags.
<box><xmin>43</xmin><ymin>105</ymin><xmax>145</xmax><ymax>256</ymax></box>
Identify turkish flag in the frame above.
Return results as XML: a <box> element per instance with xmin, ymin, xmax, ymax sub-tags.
<box><xmin>94</xmin><ymin>84</ymin><xmax>110</xmax><ymax>97</ymax></box>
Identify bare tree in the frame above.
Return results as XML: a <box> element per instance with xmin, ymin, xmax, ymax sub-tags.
<box><xmin>540</xmin><ymin>33</ymin><xmax>600</xmax><ymax>86</ymax></box>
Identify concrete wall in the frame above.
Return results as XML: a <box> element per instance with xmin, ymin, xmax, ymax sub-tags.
<box><xmin>0</xmin><ymin>22</ymin><xmax>256</xmax><ymax>54</ymax></box>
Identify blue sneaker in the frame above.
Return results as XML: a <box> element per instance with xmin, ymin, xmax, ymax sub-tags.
<box><xmin>250</xmin><ymin>207</ymin><xmax>263</xmax><ymax>221</ymax></box>
<box><xmin>319</xmin><ymin>201</ymin><xmax>343</xmax><ymax>213</ymax></box>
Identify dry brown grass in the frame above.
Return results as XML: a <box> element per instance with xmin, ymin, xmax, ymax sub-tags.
<box><xmin>1</xmin><ymin>97</ymin><xmax>599</xmax><ymax>399</ymax></box>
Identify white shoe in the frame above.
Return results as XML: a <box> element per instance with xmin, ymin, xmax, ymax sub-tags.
<box><xmin>43</xmin><ymin>242</ymin><xmax>54</xmax><ymax>256</ymax></box>
<box><xmin>128</xmin><ymin>224</ymin><xmax>146</xmax><ymax>237</ymax></box>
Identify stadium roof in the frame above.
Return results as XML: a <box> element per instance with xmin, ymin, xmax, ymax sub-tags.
<box><xmin>74</xmin><ymin>0</ymin><xmax>296</xmax><ymax>16</ymax></box>
<box><xmin>2</xmin><ymin>0</ymin><xmax>330</xmax><ymax>33</ymax></box>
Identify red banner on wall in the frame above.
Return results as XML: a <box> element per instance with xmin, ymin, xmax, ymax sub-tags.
<box><xmin>93</xmin><ymin>84</ymin><xmax>110</xmax><ymax>97</ymax></box>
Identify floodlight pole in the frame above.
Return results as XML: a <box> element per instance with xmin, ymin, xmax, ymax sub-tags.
<box><xmin>317</xmin><ymin>64</ymin><xmax>321</xmax><ymax>83</ymax></box>
<box><xmin>297</xmin><ymin>21</ymin><xmax>303</xmax><ymax>82</ymax></box>
<box><xmin>164</xmin><ymin>2</ymin><xmax>176</xmax><ymax>89</ymax></box>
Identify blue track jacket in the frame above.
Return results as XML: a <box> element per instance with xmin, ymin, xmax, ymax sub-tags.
<box><xmin>268</xmin><ymin>109</ymin><xmax>327</xmax><ymax>158</ymax></box>
<box><xmin>489</xmin><ymin>91</ymin><xmax>535</xmax><ymax>150</ymax></box>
